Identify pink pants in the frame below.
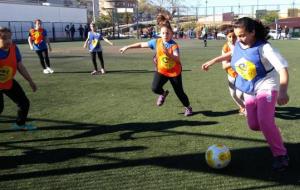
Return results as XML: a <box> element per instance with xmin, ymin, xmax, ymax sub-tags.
<box><xmin>244</xmin><ymin>90</ymin><xmax>287</xmax><ymax>157</ymax></box>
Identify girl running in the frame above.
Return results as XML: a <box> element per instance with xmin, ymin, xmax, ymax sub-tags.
<box><xmin>120</xmin><ymin>14</ymin><xmax>193</xmax><ymax>116</ymax></box>
<box><xmin>28</xmin><ymin>19</ymin><xmax>53</xmax><ymax>74</ymax></box>
<box><xmin>0</xmin><ymin>27</ymin><xmax>37</xmax><ymax>130</ymax></box>
<box><xmin>201</xmin><ymin>28</ymin><xmax>245</xmax><ymax>115</ymax></box>
<box><xmin>202</xmin><ymin>17</ymin><xmax>290</xmax><ymax>171</ymax></box>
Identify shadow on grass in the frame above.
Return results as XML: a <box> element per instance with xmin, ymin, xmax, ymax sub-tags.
<box><xmin>195</xmin><ymin>109</ymin><xmax>238</xmax><ymax>117</ymax></box>
<box><xmin>51</xmin><ymin>71</ymin><xmax>91</xmax><ymax>74</ymax></box>
<box><xmin>195</xmin><ymin>106</ymin><xmax>300</xmax><ymax>120</ymax></box>
<box><xmin>275</xmin><ymin>106</ymin><xmax>300</xmax><ymax>120</ymax></box>
<box><xmin>0</xmin><ymin>144</ymin><xmax>299</xmax><ymax>186</ymax></box>
<box><xmin>0</xmin><ymin>115</ymin><xmax>299</xmax><ymax>186</ymax></box>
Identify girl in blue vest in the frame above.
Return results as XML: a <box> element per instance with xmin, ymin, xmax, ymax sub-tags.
<box><xmin>119</xmin><ymin>14</ymin><xmax>193</xmax><ymax>116</ymax></box>
<box><xmin>28</xmin><ymin>19</ymin><xmax>53</xmax><ymax>74</ymax></box>
<box><xmin>83</xmin><ymin>22</ymin><xmax>113</xmax><ymax>75</ymax></box>
<box><xmin>202</xmin><ymin>17</ymin><xmax>289</xmax><ymax>171</ymax></box>
<box><xmin>0</xmin><ymin>27</ymin><xmax>37</xmax><ymax>130</ymax></box>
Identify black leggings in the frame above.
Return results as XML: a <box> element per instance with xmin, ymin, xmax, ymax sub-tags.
<box><xmin>152</xmin><ymin>72</ymin><xmax>190</xmax><ymax>107</ymax></box>
<box><xmin>90</xmin><ymin>51</ymin><xmax>104</xmax><ymax>71</ymax></box>
<box><xmin>0</xmin><ymin>80</ymin><xmax>30</xmax><ymax>126</ymax></box>
<box><xmin>36</xmin><ymin>49</ymin><xmax>50</xmax><ymax>69</ymax></box>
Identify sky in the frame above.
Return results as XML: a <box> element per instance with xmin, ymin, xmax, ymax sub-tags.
<box><xmin>165</xmin><ymin>0</ymin><xmax>299</xmax><ymax>16</ymax></box>
<box><xmin>186</xmin><ymin>0</ymin><xmax>298</xmax><ymax>7</ymax></box>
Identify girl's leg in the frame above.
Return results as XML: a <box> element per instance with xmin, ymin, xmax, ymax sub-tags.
<box><xmin>256</xmin><ymin>91</ymin><xmax>287</xmax><ymax>157</ymax></box>
<box><xmin>244</xmin><ymin>93</ymin><xmax>259</xmax><ymax>130</ymax></box>
<box><xmin>35</xmin><ymin>50</ymin><xmax>46</xmax><ymax>69</ymax></box>
<box><xmin>169</xmin><ymin>74</ymin><xmax>190</xmax><ymax>107</ymax></box>
<box><xmin>3</xmin><ymin>80</ymin><xmax>30</xmax><ymax>126</ymax></box>
<box><xmin>97</xmin><ymin>51</ymin><xmax>105</xmax><ymax>70</ymax></box>
<box><xmin>42</xmin><ymin>49</ymin><xmax>51</xmax><ymax>68</ymax></box>
<box><xmin>90</xmin><ymin>52</ymin><xmax>98</xmax><ymax>71</ymax></box>
<box><xmin>151</xmin><ymin>72</ymin><xmax>168</xmax><ymax>95</ymax></box>
<box><xmin>0</xmin><ymin>92</ymin><xmax>4</xmax><ymax>114</ymax></box>
<box><xmin>228</xmin><ymin>76</ymin><xmax>245</xmax><ymax>109</ymax></box>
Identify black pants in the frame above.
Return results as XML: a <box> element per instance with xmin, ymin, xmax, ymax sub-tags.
<box><xmin>203</xmin><ymin>34</ymin><xmax>208</xmax><ymax>47</ymax></box>
<box><xmin>0</xmin><ymin>80</ymin><xmax>30</xmax><ymax>126</ymax></box>
<box><xmin>36</xmin><ymin>49</ymin><xmax>50</xmax><ymax>69</ymax></box>
<box><xmin>90</xmin><ymin>51</ymin><xmax>104</xmax><ymax>71</ymax></box>
<box><xmin>152</xmin><ymin>72</ymin><xmax>190</xmax><ymax>107</ymax></box>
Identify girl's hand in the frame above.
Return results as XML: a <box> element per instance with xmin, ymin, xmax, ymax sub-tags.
<box><xmin>162</xmin><ymin>46</ymin><xmax>171</xmax><ymax>57</ymax></box>
<box><xmin>29</xmin><ymin>81</ymin><xmax>37</xmax><ymax>92</ymax></box>
<box><xmin>277</xmin><ymin>91</ymin><xmax>289</xmax><ymax>105</ymax></box>
<box><xmin>201</xmin><ymin>62</ymin><xmax>212</xmax><ymax>71</ymax></box>
<box><xmin>83</xmin><ymin>44</ymin><xmax>87</xmax><ymax>48</ymax></box>
<box><xmin>48</xmin><ymin>46</ymin><xmax>52</xmax><ymax>52</ymax></box>
<box><xmin>119</xmin><ymin>46</ymin><xmax>127</xmax><ymax>54</ymax></box>
<box><xmin>29</xmin><ymin>46</ymin><xmax>34</xmax><ymax>50</ymax></box>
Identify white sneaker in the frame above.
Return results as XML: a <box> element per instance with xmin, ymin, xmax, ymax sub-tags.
<box><xmin>100</xmin><ymin>68</ymin><xmax>106</xmax><ymax>74</ymax></box>
<box><xmin>43</xmin><ymin>69</ymin><xmax>50</xmax><ymax>74</ymax></box>
<box><xmin>46</xmin><ymin>67</ymin><xmax>54</xmax><ymax>73</ymax></box>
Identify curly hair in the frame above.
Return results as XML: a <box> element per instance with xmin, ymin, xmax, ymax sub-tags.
<box><xmin>156</xmin><ymin>13</ymin><xmax>173</xmax><ymax>31</ymax></box>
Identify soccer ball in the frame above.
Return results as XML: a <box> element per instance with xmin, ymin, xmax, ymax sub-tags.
<box><xmin>205</xmin><ymin>144</ymin><xmax>231</xmax><ymax>169</ymax></box>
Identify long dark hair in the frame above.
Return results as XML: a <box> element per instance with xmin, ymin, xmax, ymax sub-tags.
<box><xmin>234</xmin><ymin>17</ymin><xmax>269</xmax><ymax>41</ymax></box>
<box><xmin>156</xmin><ymin>13</ymin><xmax>173</xmax><ymax>32</ymax></box>
<box><xmin>0</xmin><ymin>27</ymin><xmax>12</xmax><ymax>39</ymax></box>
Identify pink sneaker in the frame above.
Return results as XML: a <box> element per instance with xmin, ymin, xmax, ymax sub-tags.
<box><xmin>184</xmin><ymin>106</ymin><xmax>193</xmax><ymax>116</ymax></box>
<box><xmin>156</xmin><ymin>90</ymin><xmax>169</xmax><ymax>106</ymax></box>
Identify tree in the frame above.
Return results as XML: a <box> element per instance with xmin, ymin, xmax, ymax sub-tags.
<box><xmin>260</xmin><ymin>11</ymin><xmax>279</xmax><ymax>25</ymax></box>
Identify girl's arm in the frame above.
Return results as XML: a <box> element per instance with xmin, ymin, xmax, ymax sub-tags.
<box><xmin>83</xmin><ymin>38</ymin><xmax>89</xmax><ymax>48</ymax></box>
<box><xmin>27</xmin><ymin>36</ymin><xmax>34</xmax><ymax>50</ymax></box>
<box><xmin>17</xmin><ymin>62</ymin><xmax>37</xmax><ymax>92</ymax></box>
<box><xmin>162</xmin><ymin>47</ymin><xmax>180</xmax><ymax>63</ymax></box>
<box><xmin>119</xmin><ymin>42</ymin><xmax>149</xmax><ymax>54</ymax></box>
<box><xmin>45</xmin><ymin>36</ymin><xmax>52</xmax><ymax>52</ymax></box>
<box><xmin>103</xmin><ymin>37</ymin><xmax>113</xmax><ymax>46</ymax></box>
<box><xmin>277</xmin><ymin>68</ymin><xmax>289</xmax><ymax>105</ymax></box>
<box><xmin>201</xmin><ymin>51</ymin><xmax>231</xmax><ymax>71</ymax></box>
<box><xmin>221</xmin><ymin>50</ymin><xmax>231</xmax><ymax>70</ymax></box>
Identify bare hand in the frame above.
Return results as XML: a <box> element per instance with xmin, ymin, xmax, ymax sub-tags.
<box><xmin>201</xmin><ymin>62</ymin><xmax>211</xmax><ymax>71</ymax></box>
<box><xmin>277</xmin><ymin>91</ymin><xmax>289</xmax><ymax>105</ymax></box>
<box><xmin>29</xmin><ymin>81</ymin><xmax>37</xmax><ymax>92</ymax></box>
<box><xmin>119</xmin><ymin>47</ymin><xmax>127</xmax><ymax>54</ymax></box>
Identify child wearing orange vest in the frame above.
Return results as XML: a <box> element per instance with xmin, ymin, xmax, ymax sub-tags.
<box><xmin>28</xmin><ymin>19</ymin><xmax>54</xmax><ymax>74</ymax></box>
<box><xmin>119</xmin><ymin>14</ymin><xmax>193</xmax><ymax>116</ymax></box>
<box><xmin>202</xmin><ymin>28</ymin><xmax>245</xmax><ymax>115</ymax></box>
<box><xmin>0</xmin><ymin>27</ymin><xmax>37</xmax><ymax>130</ymax></box>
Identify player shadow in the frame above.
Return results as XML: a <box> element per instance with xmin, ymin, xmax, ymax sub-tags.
<box><xmin>0</xmin><ymin>115</ymin><xmax>299</xmax><ymax>187</ymax></box>
<box><xmin>0</xmin><ymin>115</ymin><xmax>218</xmax><ymax>142</ymax></box>
<box><xmin>53</xmin><ymin>71</ymin><xmax>93</xmax><ymax>74</ymax></box>
<box><xmin>105</xmin><ymin>69</ymin><xmax>154</xmax><ymax>74</ymax></box>
<box><xmin>275</xmin><ymin>106</ymin><xmax>300</xmax><ymax>120</ymax></box>
<box><xmin>0</xmin><ymin>142</ymin><xmax>299</xmax><ymax>186</ymax></box>
<box><xmin>51</xmin><ymin>55</ymin><xmax>87</xmax><ymax>58</ymax></box>
<box><xmin>194</xmin><ymin>109</ymin><xmax>238</xmax><ymax>117</ymax></box>
<box><xmin>0</xmin><ymin>146</ymin><xmax>147</xmax><ymax>170</ymax></box>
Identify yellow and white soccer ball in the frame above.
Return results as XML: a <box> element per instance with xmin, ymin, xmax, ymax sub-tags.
<box><xmin>205</xmin><ymin>144</ymin><xmax>231</xmax><ymax>169</ymax></box>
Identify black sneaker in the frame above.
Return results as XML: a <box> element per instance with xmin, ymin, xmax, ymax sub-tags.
<box><xmin>272</xmin><ymin>155</ymin><xmax>289</xmax><ymax>172</ymax></box>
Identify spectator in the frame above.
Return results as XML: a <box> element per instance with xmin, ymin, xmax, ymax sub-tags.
<box><xmin>65</xmin><ymin>25</ymin><xmax>70</xmax><ymax>40</ymax></box>
<box><xmin>277</xmin><ymin>25</ymin><xmax>282</xmax><ymax>39</ymax></box>
<box><xmin>284</xmin><ymin>25</ymin><xmax>289</xmax><ymax>39</ymax></box>
<box><xmin>70</xmin><ymin>24</ymin><xmax>75</xmax><ymax>41</ymax></box>
<box><xmin>78</xmin><ymin>24</ymin><xmax>84</xmax><ymax>40</ymax></box>
<box><xmin>84</xmin><ymin>24</ymin><xmax>89</xmax><ymax>39</ymax></box>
